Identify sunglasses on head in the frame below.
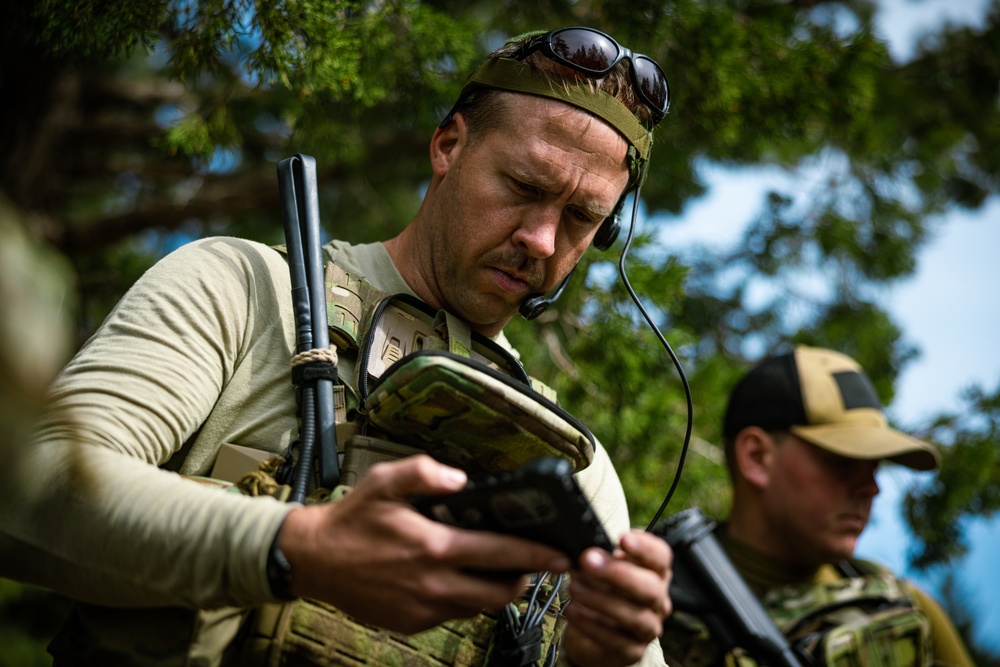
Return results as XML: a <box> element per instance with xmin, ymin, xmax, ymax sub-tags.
<box><xmin>513</xmin><ymin>27</ymin><xmax>670</xmax><ymax>127</ymax></box>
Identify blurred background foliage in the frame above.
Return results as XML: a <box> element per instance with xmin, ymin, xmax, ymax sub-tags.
<box><xmin>1</xmin><ymin>0</ymin><xmax>998</xmax><ymax>663</ymax></box>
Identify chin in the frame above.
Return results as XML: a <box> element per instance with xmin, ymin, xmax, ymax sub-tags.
<box><xmin>829</xmin><ymin>539</ymin><xmax>859</xmax><ymax>562</ymax></box>
<box><xmin>469</xmin><ymin>298</ymin><xmax>520</xmax><ymax>328</ymax></box>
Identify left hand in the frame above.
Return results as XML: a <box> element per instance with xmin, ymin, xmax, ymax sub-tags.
<box><xmin>560</xmin><ymin>529</ymin><xmax>673</xmax><ymax>666</ymax></box>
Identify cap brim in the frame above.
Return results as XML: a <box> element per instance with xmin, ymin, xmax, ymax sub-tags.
<box><xmin>790</xmin><ymin>423</ymin><xmax>940</xmax><ymax>471</ymax></box>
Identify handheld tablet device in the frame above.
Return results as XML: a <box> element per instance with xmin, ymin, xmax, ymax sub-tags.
<box><xmin>411</xmin><ymin>457</ymin><xmax>615</xmax><ymax>563</ymax></box>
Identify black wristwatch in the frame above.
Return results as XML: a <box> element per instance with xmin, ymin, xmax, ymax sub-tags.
<box><xmin>265</xmin><ymin>529</ymin><xmax>296</xmax><ymax>601</ymax></box>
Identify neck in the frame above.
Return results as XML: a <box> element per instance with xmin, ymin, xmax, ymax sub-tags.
<box><xmin>718</xmin><ymin>526</ymin><xmax>826</xmax><ymax>592</ymax></box>
<box><xmin>382</xmin><ymin>229</ymin><xmax>510</xmax><ymax>338</ymax></box>
<box><xmin>382</xmin><ymin>226</ymin><xmax>439</xmax><ymax>309</ymax></box>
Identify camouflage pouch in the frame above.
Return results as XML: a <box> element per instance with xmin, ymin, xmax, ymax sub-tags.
<box><xmin>660</xmin><ymin>563</ymin><xmax>934</xmax><ymax>667</ymax></box>
<box><xmin>362</xmin><ymin>349</ymin><xmax>596</xmax><ymax>473</ymax></box>
<box><xmin>769</xmin><ymin>567</ymin><xmax>933</xmax><ymax>667</ymax></box>
<box><xmin>784</xmin><ymin>598</ymin><xmax>931</xmax><ymax>667</ymax></box>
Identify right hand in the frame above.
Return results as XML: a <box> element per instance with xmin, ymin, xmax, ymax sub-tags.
<box><xmin>276</xmin><ymin>454</ymin><xmax>572</xmax><ymax>634</ymax></box>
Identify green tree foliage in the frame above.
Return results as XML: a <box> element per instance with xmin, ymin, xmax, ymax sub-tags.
<box><xmin>1</xmin><ymin>0</ymin><xmax>998</xmax><ymax>660</ymax></box>
<box><xmin>904</xmin><ymin>381</ymin><xmax>1000</xmax><ymax>568</ymax></box>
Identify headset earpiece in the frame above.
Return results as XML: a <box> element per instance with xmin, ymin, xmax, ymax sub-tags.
<box><xmin>592</xmin><ymin>212</ymin><xmax>621</xmax><ymax>251</ymax></box>
<box><xmin>592</xmin><ymin>193</ymin><xmax>628</xmax><ymax>251</ymax></box>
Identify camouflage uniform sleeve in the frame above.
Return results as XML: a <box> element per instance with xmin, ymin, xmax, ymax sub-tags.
<box><xmin>0</xmin><ymin>237</ymin><xmax>297</xmax><ymax>609</ymax></box>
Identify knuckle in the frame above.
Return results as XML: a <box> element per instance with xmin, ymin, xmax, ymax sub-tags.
<box><xmin>409</xmin><ymin>453</ymin><xmax>438</xmax><ymax>479</ymax></box>
<box><xmin>421</xmin><ymin>536</ymin><xmax>452</xmax><ymax>564</ymax></box>
<box><xmin>363</xmin><ymin>459</ymin><xmax>393</xmax><ymax>484</ymax></box>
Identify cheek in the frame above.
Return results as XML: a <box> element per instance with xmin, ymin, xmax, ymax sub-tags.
<box><xmin>772</xmin><ymin>460</ymin><xmax>828</xmax><ymax>508</ymax></box>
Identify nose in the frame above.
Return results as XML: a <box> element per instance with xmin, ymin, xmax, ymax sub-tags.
<box><xmin>853</xmin><ymin>460</ymin><xmax>880</xmax><ymax>499</ymax></box>
<box><xmin>511</xmin><ymin>207</ymin><xmax>559</xmax><ymax>259</ymax></box>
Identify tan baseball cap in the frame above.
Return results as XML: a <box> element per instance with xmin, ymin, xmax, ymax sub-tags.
<box><xmin>723</xmin><ymin>345</ymin><xmax>940</xmax><ymax>470</ymax></box>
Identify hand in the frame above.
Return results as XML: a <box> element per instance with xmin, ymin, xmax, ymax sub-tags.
<box><xmin>277</xmin><ymin>455</ymin><xmax>571</xmax><ymax>634</ymax></box>
<box><xmin>560</xmin><ymin>530</ymin><xmax>673</xmax><ymax>667</ymax></box>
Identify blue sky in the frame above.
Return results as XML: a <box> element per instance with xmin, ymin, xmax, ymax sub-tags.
<box><xmin>661</xmin><ymin>0</ymin><xmax>1000</xmax><ymax>652</ymax></box>
<box><xmin>855</xmin><ymin>0</ymin><xmax>1000</xmax><ymax>652</ymax></box>
<box><xmin>856</xmin><ymin>199</ymin><xmax>1000</xmax><ymax>652</ymax></box>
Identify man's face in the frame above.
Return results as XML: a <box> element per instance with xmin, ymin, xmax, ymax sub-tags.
<box><xmin>762</xmin><ymin>434</ymin><xmax>880</xmax><ymax>566</ymax></box>
<box><xmin>422</xmin><ymin>94</ymin><xmax>630</xmax><ymax>335</ymax></box>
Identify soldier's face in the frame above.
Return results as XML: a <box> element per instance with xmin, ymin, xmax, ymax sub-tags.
<box><xmin>763</xmin><ymin>434</ymin><xmax>880</xmax><ymax>566</ymax></box>
<box><xmin>423</xmin><ymin>95</ymin><xmax>629</xmax><ymax>336</ymax></box>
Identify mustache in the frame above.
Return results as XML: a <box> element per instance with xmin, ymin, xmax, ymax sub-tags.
<box><xmin>482</xmin><ymin>248</ymin><xmax>545</xmax><ymax>291</ymax></box>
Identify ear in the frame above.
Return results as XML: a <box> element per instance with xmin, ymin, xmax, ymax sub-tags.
<box><xmin>429</xmin><ymin>113</ymin><xmax>468</xmax><ymax>178</ymax></box>
<box><xmin>733</xmin><ymin>426</ymin><xmax>776</xmax><ymax>491</ymax></box>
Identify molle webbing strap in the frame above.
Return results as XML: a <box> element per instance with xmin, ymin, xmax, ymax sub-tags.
<box><xmin>323</xmin><ymin>260</ymin><xmax>384</xmax><ymax>350</ymax></box>
<box><xmin>323</xmin><ymin>259</ymin><xmax>475</xmax><ymax>364</ymax></box>
<box><xmin>434</xmin><ymin>310</ymin><xmax>473</xmax><ymax>357</ymax></box>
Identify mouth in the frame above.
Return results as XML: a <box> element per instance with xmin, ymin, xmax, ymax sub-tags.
<box><xmin>489</xmin><ymin>266</ymin><xmax>536</xmax><ymax>295</ymax></box>
<box><xmin>838</xmin><ymin>513</ymin><xmax>868</xmax><ymax>533</ymax></box>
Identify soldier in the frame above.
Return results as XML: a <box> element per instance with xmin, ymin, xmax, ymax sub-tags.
<box><xmin>660</xmin><ymin>345</ymin><xmax>974</xmax><ymax>666</ymax></box>
<box><xmin>0</xmin><ymin>26</ymin><xmax>673</xmax><ymax>667</ymax></box>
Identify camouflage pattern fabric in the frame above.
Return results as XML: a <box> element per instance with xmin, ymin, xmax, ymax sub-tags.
<box><xmin>232</xmin><ymin>478</ymin><xmax>569</xmax><ymax>666</ymax></box>
<box><xmin>238</xmin><ymin>574</ymin><xmax>568</xmax><ymax>667</ymax></box>
<box><xmin>363</xmin><ymin>351</ymin><xmax>595</xmax><ymax>473</ymax></box>
<box><xmin>765</xmin><ymin>566</ymin><xmax>931</xmax><ymax>667</ymax></box>
<box><xmin>660</xmin><ymin>562</ymin><xmax>932</xmax><ymax>667</ymax></box>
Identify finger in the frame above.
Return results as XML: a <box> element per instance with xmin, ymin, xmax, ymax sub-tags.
<box><xmin>575</xmin><ymin>547</ymin><xmax>667</xmax><ymax>610</ymax></box>
<box><xmin>567</xmin><ymin>577</ymin><xmax>663</xmax><ymax>643</ymax></box>
<box><xmin>562</xmin><ymin>608</ymin><xmax>650</xmax><ymax>665</ymax></box>
<box><xmin>412</xmin><ymin>564</ymin><xmax>532</xmax><ymax>613</ymax></box>
<box><xmin>435</xmin><ymin>526</ymin><xmax>572</xmax><ymax>575</ymax></box>
<box><xmin>618</xmin><ymin>530</ymin><xmax>672</xmax><ymax>576</ymax></box>
<box><xmin>361</xmin><ymin>454</ymin><xmax>468</xmax><ymax>498</ymax></box>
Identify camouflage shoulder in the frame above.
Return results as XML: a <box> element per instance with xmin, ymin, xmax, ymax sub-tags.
<box><xmin>842</xmin><ymin>557</ymin><xmax>894</xmax><ymax>576</ymax></box>
<box><xmin>661</xmin><ymin>610</ymin><xmax>723</xmax><ymax>667</ymax></box>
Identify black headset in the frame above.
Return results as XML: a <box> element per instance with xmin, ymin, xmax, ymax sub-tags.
<box><xmin>592</xmin><ymin>195</ymin><xmax>625</xmax><ymax>251</ymax></box>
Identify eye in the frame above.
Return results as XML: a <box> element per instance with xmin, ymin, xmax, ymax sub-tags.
<box><xmin>512</xmin><ymin>179</ymin><xmax>539</xmax><ymax>195</ymax></box>
<box><xmin>817</xmin><ymin>450</ymin><xmax>855</xmax><ymax>476</ymax></box>
<box><xmin>567</xmin><ymin>207</ymin><xmax>599</xmax><ymax>226</ymax></box>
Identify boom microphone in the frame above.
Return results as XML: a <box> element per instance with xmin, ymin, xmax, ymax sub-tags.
<box><xmin>519</xmin><ymin>269</ymin><xmax>575</xmax><ymax>320</ymax></box>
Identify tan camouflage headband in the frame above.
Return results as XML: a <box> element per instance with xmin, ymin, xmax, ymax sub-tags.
<box><xmin>442</xmin><ymin>57</ymin><xmax>652</xmax><ymax>186</ymax></box>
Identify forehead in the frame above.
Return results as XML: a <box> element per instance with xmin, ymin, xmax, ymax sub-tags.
<box><xmin>492</xmin><ymin>94</ymin><xmax>630</xmax><ymax>180</ymax></box>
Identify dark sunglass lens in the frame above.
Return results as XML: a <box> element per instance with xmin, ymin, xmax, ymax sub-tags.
<box><xmin>551</xmin><ymin>29</ymin><xmax>620</xmax><ymax>73</ymax></box>
<box><xmin>635</xmin><ymin>56</ymin><xmax>669</xmax><ymax>112</ymax></box>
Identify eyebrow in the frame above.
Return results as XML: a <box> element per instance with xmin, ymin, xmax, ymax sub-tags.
<box><xmin>510</xmin><ymin>167</ymin><xmax>615</xmax><ymax>220</ymax></box>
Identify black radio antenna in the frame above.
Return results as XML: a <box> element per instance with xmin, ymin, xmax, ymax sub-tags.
<box><xmin>277</xmin><ymin>154</ymin><xmax>340</xmax><ymax>500</ymax></box>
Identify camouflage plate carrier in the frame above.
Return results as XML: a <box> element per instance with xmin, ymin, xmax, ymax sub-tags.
<box><xmin>232</xmin><ymin>254</ymin><xmax>598</xmax><ymax>667</ymax></box>
<box><xmin>660</xmin><ymin>559</ymin><xmax>934</xmax><ymax>667</ymax></box>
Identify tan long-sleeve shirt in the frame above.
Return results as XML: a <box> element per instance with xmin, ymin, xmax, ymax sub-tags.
<box><xmin>0</xmin><ymin>236</ymin><xmax>652</xmax><ymax>664</ymax></box>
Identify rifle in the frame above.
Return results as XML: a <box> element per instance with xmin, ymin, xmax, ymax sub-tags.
<box><xmin>277</xmin><ymin>154</ymin><xmax>340</xmax><ymax>500</ymax></box>
<box><xmin>652</xmin><ymin>508</ymin><xmax>805</xmax><ymax>667</ymax></box>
